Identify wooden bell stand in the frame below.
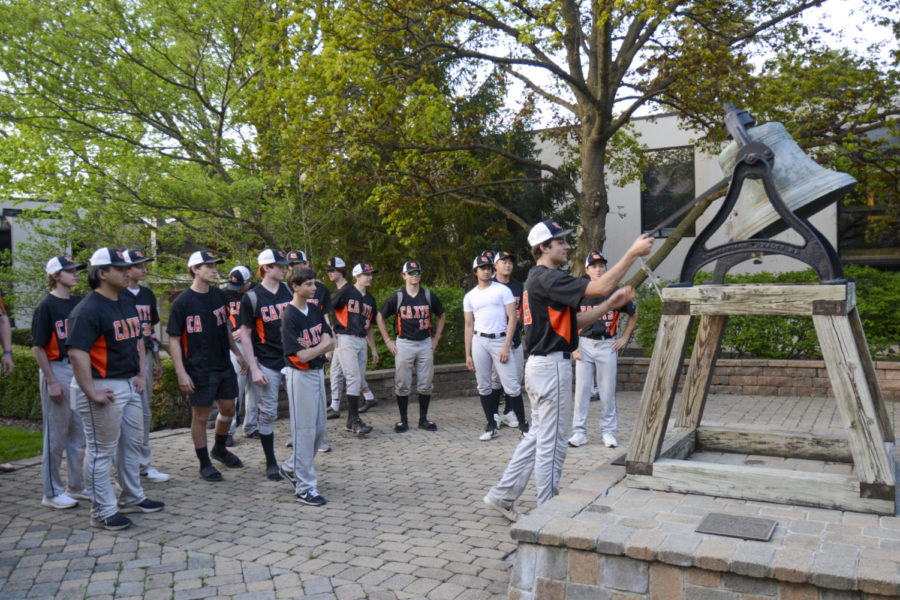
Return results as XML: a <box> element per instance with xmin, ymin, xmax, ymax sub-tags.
<box><xmin>625</xmin><ymin>282</ymin><xmax>896</xmax><ymax>515</ymax></box>
<box><xmin>625</xmin><ymin>109</ymin><xmax>895</xmax><ymax>515</ymax></box>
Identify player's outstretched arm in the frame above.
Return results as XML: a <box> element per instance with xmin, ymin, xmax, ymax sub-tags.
<box><xmin>585</xmin><ymin>234</ymin><xmax>652</xmax><ymax>298</ymax></box>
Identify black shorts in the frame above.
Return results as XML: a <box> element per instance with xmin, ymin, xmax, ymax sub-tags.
<box><xmin>189</xmin><ymin>372</ymin><xmax>239</xmax><ymax>408</ymax></box>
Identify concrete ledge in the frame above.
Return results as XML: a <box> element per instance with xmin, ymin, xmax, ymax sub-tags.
<box><xmin>508</xmin><ymin>463</ymin><xmax>900</xmax><ymax>598</ymax></box>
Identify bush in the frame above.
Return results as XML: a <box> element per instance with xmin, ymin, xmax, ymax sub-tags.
<box><xmin>0</xmin><ymin>346</ymin><xmax>42</xmax><ymax>419</ymax></box>
<box><xmin>635</xmin><ymin>266</ymin><xmax>900</xmax><ymax>360</ymax></box>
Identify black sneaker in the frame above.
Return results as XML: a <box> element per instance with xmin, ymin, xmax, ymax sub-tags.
<box><xmin>278</xmin><ymin>465</ymin><xmax>296</xmax><ymax>486</ymax></box>
<box><xmin>418</xmin><ymin>419</ymin><xmax>437</xmax><ymax>431</ymax></box>
<box><xmin>119</xmin><ymin>498</ymin><xmax>165</xmax><ymax>514</ymax></box>
<box><xmin>346</xmin><ymin>419</ymin><xmax>372</xmax><ymax>435</ymax></box>
<box><xmin>394</xmin><ymin>420</ymin><xmax>409</xmax><ymax>433</ymax></box>
<box><xmin>285</xmin><ymin>439</ymin><xmax>293</xmax><ymax>447</ymax></box>
<box><xmin>91</xmin><ymin>513</ymin><xmax>133</xmax><ymax>531</ymax></box>
<box><xmin>326</xmin><ymin>408</ymin><xmax>341</xmax><ymax>420</ymax></box>
<box><xmin>211</xmin><ymin>448</ymin><xmax>244</xmax><ymax>469</ymax></box>
<box><xmin>225</xmin><ymin>435</ymin><xmax>235</xmax><ymax>447</ymax></box>
<box><xmin>266</xmin><ymin>464</ymin><xmax>283</xmax><ymax>481</ymax></box>
<box><xmin>358</xmin><ymin>399</ymin><xmax>378</xmax><ymax>413</ymax></box>
<box><xmin>200</xmin><ymin>464</ymin><xmax>223</xmax><ymax>482</ymax></box>
<box><xmin>244</xmin><ymin>430</ymin><xmax>260</xmax><ymax>439</ymax></box>
<box><xmin>296</xmin><ymin>489</ymin><xmax>327</xmax><ymax>506</ymax></box>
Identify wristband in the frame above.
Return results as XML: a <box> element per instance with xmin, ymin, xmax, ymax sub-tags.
<box><xmin>3</xmin><ymin>350</ymin><xmax>11</xmax><ymax>355</ymax></box>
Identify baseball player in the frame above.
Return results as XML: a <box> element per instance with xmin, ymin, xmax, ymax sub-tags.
<box><xmin>120</xmin><ymin>249</ymin><xmax>169</xmax><ymax>484</ymax></box>
<box><xmin>278</xmin><ymin>267</ymin><xmax>334</xmax><ymax>505</ymax></box>
<box><xmin>483</xmin><ymin>222</ymin><xmax>651</xmax><ymax>520</ymax></box>
<box><xmin>332</xmin><ymin>263</ymin><xmax>379</xmax><ymax>435</ymax></box>
<box><xmin>464</xmin><ymin>255</ymin><xmax>521</xmax><ymax>441</ymax></box>
<box><xmin>569</xmin><ymin>251</ymin><xmax>638</xmax><ymax>449</ymax></box>
<box><xmin>0</xmin><ymin>294</ymin><xmax>12</xmax><ymax>376</ymax></box>
<box><xmin>375</xmin><ymin>260</ymin><xmax>446</xmax><ymax>433</ymax></box>
<box><xmin>492</xmin><ymin>250</ymin><xmax>527</xmax><ymax>433</ymax></box>
<box><xmin>168</xmin><ymin>251</ymin><xmax>247</xmax><ymax>481</ymax></box>
<box><xmin>325</xmin><ymin>257</ymin><xmax>378</xmax><ymax>418</ymax></box>
<box><xmin>224</xmin><ymin>265</ymin><xmax>253</xmax><ymax>444</ymax></box>
<box><xmin>32</xmin><ymin>255</ymin><xmax>87</xmax><ymax>509</ymax></box>
<box><xmin>67</xmin><ymin>247</ymin><xmax>165</xmax><ymax>531</ymax></box>
<box><xmin>239</xmin><ymin>249</ymin><xmax>292</xmax><ymax>481</ymax></box>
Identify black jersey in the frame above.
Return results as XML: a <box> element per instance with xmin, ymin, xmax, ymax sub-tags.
<box><xmin>379</xmin><ymin>288</ymin><xmax>444</xmax><ymax>341</ymax></box>
<box><xmin>578</xmin><ymin>283</ymin><xmax>636</xmax><ymax>339</ymax></box>
<box><xmin>67</xmin><ymin>292</ymin><xmax>142</xmax><ymax>379</ymax></box>
<box><xmin>307</xmin><ymin>281</ymin><xmax>332</xmax><ymax>314</ymax></box>
<box><xmin>522</xmin><ymin>265</ymin><xmax>589</xmax><ymax>355</ymax></box>
<box><xmin>497</xmin><ymin>278</ymin><xmax>524</xmax><ymax>347</ymax></box>
<box><xmin>167</xmin><ymin>287</ymin><xmax>233</xmax><ymax>383</ymax></box>
<box><xmin>239</xmin><ymin>282</ymin><xmax>292</xmax><ymax>371</ymax></box>
<box><xmin>223</xmin><ymin>285</ymin><xmax>251</xmax><ymax>331</ymax></box>
<box><xmin>282</xmin><ymin>303</ymin><xmax>333</xmax><ymax>370</ymax></box>
<box><xmin>120</xmin><ymin>286</ymin><xmax>159</xmax><ymax>350</ymax></box>
<box><xmin>31</xmin><ymin>294</ymin><xmax>80</xmax><ymax>361</ymax></box>
<box><xmin>332</xmin><ymin>284</ymin><xmax>376</xmax><ymax>336</ymax></box>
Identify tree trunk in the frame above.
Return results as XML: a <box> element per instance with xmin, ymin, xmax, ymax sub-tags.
<box><xmin>577</xmin><ymin>133</ymin><xmax>609</xmax><ymax>275</ymax></box>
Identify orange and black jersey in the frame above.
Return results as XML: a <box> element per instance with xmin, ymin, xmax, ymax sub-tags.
<box><xmin>578</xmin><ymin>282</ymin><xmax>636</xmax><ymax>339</ymax></box>
<box><xmin>282</xmin><ymin>303</ymin><xmax>332</xmax><ymax>370</ymax></box>
<box><xmin>379</xmin><ymin>288</ymin><xmax>444</xmax><ymax>341</ymax></box>
<box><xmin>31</xmin><ymin>294</ymin><xmax>80</xmax><ymax>361</ymax></box>
<box><xmin>522</xmin><ymin>266</ymin><xmax>589</xmax><ymax>355</ymax></box>
<box><xmin>308</xmin><ymin>281</ymin><xmax>332</xmax><ymax>314</ymax></box>
<box><xmin>167</xmin><ymin>287</ymin><xmax>233</xmax><ymax>384</ymax></box>
<box><xmin>239</xmin><ymin>283</ymin><xmax>291</xmax><ymax>371</ymax></box>
<box><xmin>67</xmin><ymin>292</ymin><xmax>142</xmax><ymax>379</ymax></box>
<box><xmin>497</xmin><ymin>278</ymin><xmax>524</xmax><ymax>348</ymax></box>
<box><xmin>120</xmin><ymin>286</ymin><xmax>159</xmax><ymax>351</ymax></box>
<box><xmin>332</xmin><ymin>284</ymin><xmax>376</xmax><ymax>337</ymax></box>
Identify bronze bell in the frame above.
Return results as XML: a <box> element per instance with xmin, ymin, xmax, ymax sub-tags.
<box><xmin>716</xmin><ymin>122</ymin><xmax>856</xmax><ymax>241</ymax></box>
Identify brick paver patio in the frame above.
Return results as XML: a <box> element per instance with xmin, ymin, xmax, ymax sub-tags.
<box><xmin>1</xmin><ymin>392</ymin><xmax>896</xmax><ymax>599</ymax></box>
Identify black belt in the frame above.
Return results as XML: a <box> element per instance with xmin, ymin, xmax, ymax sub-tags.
<box><xmin>563</xmin><ymin>352</ymin><xmax>571</xmax><ymax>359</ymax></box>
<box><xmin>476</xmin><ymin>331</ymin><xmax>506</xmax><ymax>339</ymax></box>
<box><xmin>586</xmin><ymin>335</ymin><xmax>613</xmax><ymax>341</ymax></box>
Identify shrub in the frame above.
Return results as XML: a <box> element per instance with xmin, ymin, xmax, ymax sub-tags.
<box><xmin>0</xmin><ymin>346</ymin><xmax>42</xmax><ymax>419</ymax></box>
<box><xmin>635</xmin><ymin>266</ymin><xmax>900</xmax><ymax>360</ymax></box>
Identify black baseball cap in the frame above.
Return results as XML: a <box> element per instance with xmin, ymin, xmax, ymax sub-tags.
<box><xmin>585</xmin><ymin>250</ymin><xmax>608</xmax><ymax>267</ymax></box>
<box><xmin>472</xmin><ymin>255</ymin><xmax>493</xmax><ymax>269</ymax></box>
<box><xmin>89</xmin><ymin>247</ymin><xmax>131</xmax><ymax>267</ymax></box>
<box><xmin>187</xmin><ymin>251</ymin><xmax>224</xmax><ymax>267</ymax></box>
<box><xmin>124</xmin><ymin>249</ymin><xmax>153</xmax><ymax>264</ymax></box>
<box><xmin>326</xmin><ymin>257</ymin><xmax>346</xmax><ymax>271</ymax></box>
<box><xmin>527</xmin><ymin>220</ymin><xmax>573</xmax><ymax>247</ymax></box>
<box><xmin>287</xmin><ymin>250</ymin><xmax>307</xmax><ymax>264</ymax></box>
<box><xmin>45</xmin><ymin>256</ymin><xmax>87</xmax><ymax>274</ymax></box>
<box><xmin>226</xmin><ymin>266</ymin><xmax>252</xmax><ymax>290</ymax></box>
<box><xmin>402</xmin><ymin>261</ymin><xmax>421</xmax><ymax>274</ymax></box>
<box><xmin>494</xmin><ymin>251</ymin><xmax>513</xmax><ymax>263</ymax></box>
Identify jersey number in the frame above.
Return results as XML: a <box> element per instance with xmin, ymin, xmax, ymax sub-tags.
<box><xmin>522</xmin><ymin>291</ymin><xmax>532</xmax><ymax>325</ymax></box>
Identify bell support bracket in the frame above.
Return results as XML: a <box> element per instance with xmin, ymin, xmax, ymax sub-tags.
<box><xmin>677</xmin><ymin>145</ymin><xmax>844</xmax><ymax>286</ymax></box>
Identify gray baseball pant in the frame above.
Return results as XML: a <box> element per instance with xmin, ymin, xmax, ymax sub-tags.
<box><xmin>40</xmin><ymin>361</ymin><xmax>85</xmax><ymax>498</ymax></box>
<box><xmin>72</xmin><ymin>378</ymin><xmax>148</xmax><ymax>520</ymax></box>
<box><xmin>252</xmin><ymin>363</ymin><xmax>282</xmax><ymax>436</ymax></box>
<box><xmin>138</xmin><ymin>351</ymin><xmax>153</xmax><ymax>469</ymax></box>
<box><xmin>229</xmin><ymin>346</ymin><xmax>249</xmax><ymax>437</ymax></box>
<box><xmin>394</xmin><ymin>338</ymin><xmax>434</xmax><ymax>395</ymax></box>
<box><xmin>572</xmin><ymin>337</ymin><xmax>618</xmax><ymax>437</ymax></box>
<box><xmin>282</xmin><ymin>368</ymin><xmax>327</xmax><ymax>494</ymax></box>
<box><xmin>473</xmin><ymin>335</ymin><xmax>520</xmax><ymax>396</ymax></box>
<box><xmin>486</xmin><ymin>352</ymin><xmax>573</xmax><ymax>507</ymax></box>
<box><xmin>335</xmin><ymin>334</ymin><xmax>367</xmax><ymax>396</ymax></box>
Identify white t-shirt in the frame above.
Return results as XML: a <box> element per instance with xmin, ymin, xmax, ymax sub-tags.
<box><xmin>463</xmin><ymin>282</ymin><xmax>515</xmax><ymax>334</ymax></box>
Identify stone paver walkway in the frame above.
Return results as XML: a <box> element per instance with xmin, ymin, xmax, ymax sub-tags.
<box><xmin>1</xmin><ymin>392</ymin><xmax>895</xmax><ymax>599</ymax></box>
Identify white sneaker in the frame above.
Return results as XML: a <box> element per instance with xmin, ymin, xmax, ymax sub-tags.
<box><xmin>483</xmin><ymin>495</ymin><xmax>519</xmax><ymax>522</ymax></box>
<box><xmin>500</xmin><ymin>411</ymin><xmax>519</xmax><ymax>428</ymax></box>
<box><xmin>493</xmin><ymin>413</ymin><xmax>501</xmax><ymax>429</ymax></box>
<box><xmin>42</xmin><ymin>493</ymin><xmax>78</xmax><ymax>509</ymax></box>
<box><xmin>568</xmin><ymin>432</ymin><xmax>587</xmax><ymax>447</ymax></box>
<box><xmin>66</xmin><ymin>488</ymin><xmax>91</xmax><ymax>501</ymax></box>
<box><xmin>479</xmin><ymin>426</ymin><xmax>497</xmax><ymax>441</ymax></box>
<box><xmin>602</xmin><ymin>432</ymin><xmax>618</xmax><ymax>448</ymax></box>
<box><xmin>141</xmin><ymin>467</ymin><xmax>171</xmax><ymax>483</ymax></box>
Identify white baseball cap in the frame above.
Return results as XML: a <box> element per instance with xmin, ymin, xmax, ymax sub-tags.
<box><xmin>45</xmin><ymin>256</ymin><xmax>86</xmax><ymax>275</ymax></box>
<box><xmin>257</xmin><ymin>248</ymin><xmax>289</xmax><ymax>266</ymax></box>
<box><xmin>226</xmin><ymin>266</ymin><xmax>252</xmax><ymax>290</ymax></box>
<box><xmin>352</xmin><ymin>263</ymin><xmax>377</xmax><ymax>277</ymax></box>
<box><xmin>527</xmin><ymin>220</ymin><xmax>573</xmax><ymax>247</ymax></box>
<box><xmin>89</xmin><ymin>247</ymin><xmax>132</xmax><ymax>267</ymax></box>
<box><xmin>187</xmin><ymin>250</ymin><xmax>224</xmax><ymax>268</ymax></box>
<box><xmin>326</xmin><ymin>257</ymin><xmax>346</xmax><ymax>271</ymax></box>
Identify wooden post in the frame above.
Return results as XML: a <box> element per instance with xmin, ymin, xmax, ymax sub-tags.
<box><xmin>675</xmin><ymin>315</ymin><xmax>727</xmax><ymax>429</ymax></box>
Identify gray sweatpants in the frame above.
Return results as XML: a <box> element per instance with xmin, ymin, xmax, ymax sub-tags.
<box><xmin>486</xmin><ymin>352</ymin><xmax>573</xmax><ymax>507</ymax></box>
<box><xmin>138</xmin><ymin>351</ymin><xmax>153</xmax><ymax>469</ymax></box>
<box><xmin>472</xmin><ymin>335</ymin><xmax>520</xmax><ymax>396</ymax></box>
<box><xmin>335</xmin><ymin>334</ymin><xmax>367</xmax><ymax>396</ymax></box>
<box><xmin>572</xmin><ymin>338</ymin><xmax>618</xmax><ymax>437</ymax></box>
<box><xmin>41</xmin><ymin>361</ymin><xmax>85</xmax><ymax>498</ymax></box>
<box><xmin>394</xmin><ymin>338</ymin><xmax>434</xmax><ymax>396</ymax></box>
<box><xmin>282</xmin><ymin>368</ymin><xmax>327</xmax><ymax>494</ymax></box>
<box><xmin>73</xmin><ymin>378</ymin><xmax>148</xmax><ymax>520</ymax></box>
<box><xmin>252</xmin><ymin>363</ymin><xmax>282</xmax><ymax>436</ymax></box>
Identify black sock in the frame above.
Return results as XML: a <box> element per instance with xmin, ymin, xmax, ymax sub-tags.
<box><xmin>347</xmin><ymin>394</ymin><xmax>360</xmax><ymax>423</ymax></box>
<box><xmin>503</xmin><ymin>394</ymin><xmax>514</xmax><ymax>415</ymax></box>
<box><xmin>396</xmin><ymin>395</ymin><xmax>409</xmax><ymax>423</ymax></box>
<box><xmin>259</xmin><ymin>433</ymin><xmax>277</xmax><ymax>467</ymax></box>
<box><xmin>212</xmin><ymin>433</ymin><xmax>228</xmax><ymax>454</ymax></box>
<box><xmin>195</xmin><ymin>447</ymin><xmax>212</xmax><ymax>469</ymax></box>
<box><xmin>509</xmin><ymin>394</ymin><xmax>527</xmax><ymax>427</ymax></box>
<box><xmin>418</xmin><ymin>394</ymin><xmax>431</xmax><ymax>422</ymax></box>
<box><xmin>490</xmin><ymin>388</ymin><xmax>502</xmax><ymax>417</ymax></box>
<box><xmin>480</xmin><ymin>395</ymin><xmax>496</xmax><ymax>428</ymax></box>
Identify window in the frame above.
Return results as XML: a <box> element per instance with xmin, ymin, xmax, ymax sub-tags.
<box><xmin>641</xmin><ymin>146</ymin><xmax>695</xmax><ymax>237</ymax></box>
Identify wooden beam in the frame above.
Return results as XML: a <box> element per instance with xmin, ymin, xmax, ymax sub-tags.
<box><xmin>675</xmin><ymin>315</ymin><xmax>727</xmax><ymax>429</ymax></box>
<box><xmin>662</xmin><ymin>284</ymin><xmax>854</xmax><ymax>316</ymax></box>
<box><xmin>659</xmin><ymin>427</ymin><xmax>696</xmax><ymax>460</ymax></box>
<box><xmin>813</xmin><ymin>315</ymin><xmax>896</xmax><ymax>491</ymax></box>
<box><xmin>848</xmin><ymin>307</ymin><xmax>894</xmax><ymax>443</ymax></box>
<box><xmin>695</xmin><ymin>426</ymin><xmax>852</xmax><ymax>462</ymax></box>
<box><xmin>626</xmin><ymin>314</ymin><xmax>693</xmax><ymax>475</ymax></box>
<box><xmin>627</xmin><ymin>459</ymin><xmax>895</xmax><ymax>515</ymax></box>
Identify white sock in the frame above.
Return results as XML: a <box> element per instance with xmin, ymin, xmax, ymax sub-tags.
<box><xmin>330</xmin><ymin>401</ymin><xmax>340</xmax><ymax>411</ymax></box>
<box><xmin>363</xmin><ymin>389</ymin><xmax>374</xmax><ymax>401</ymax></box>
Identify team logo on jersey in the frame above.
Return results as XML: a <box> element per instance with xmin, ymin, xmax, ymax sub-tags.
<box><xmin>299</xmin><ymin>324</ymin><xmax>324</xmax><ymax>347</ymax></box>
<box><xmin>260</xmin><ymin>302</ymin><xmax>289</xmax><ymax>322</ymax></box>
<box><xmin>54</xmin><ymin>319</ymin><xmax>69</xmax><ymax>339</ymax></box>
<box><xmin>212</xmin><ymin>306</ymin><xmax>228</xmax><ymax>326</ymax></box>
<box><xmin>186</xmin><ymin>315</ymin><xmax>203</xmax><ymax>333</ymax></box>
<box><xmin>522</xmin><ymin>291</ymin><xmax>532</xmax><ymax>325</ymax></box>
<box><xmin>113</xmin><ymin>317</ymin><xmax>142</xmax><ymax>341</ymax></box>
